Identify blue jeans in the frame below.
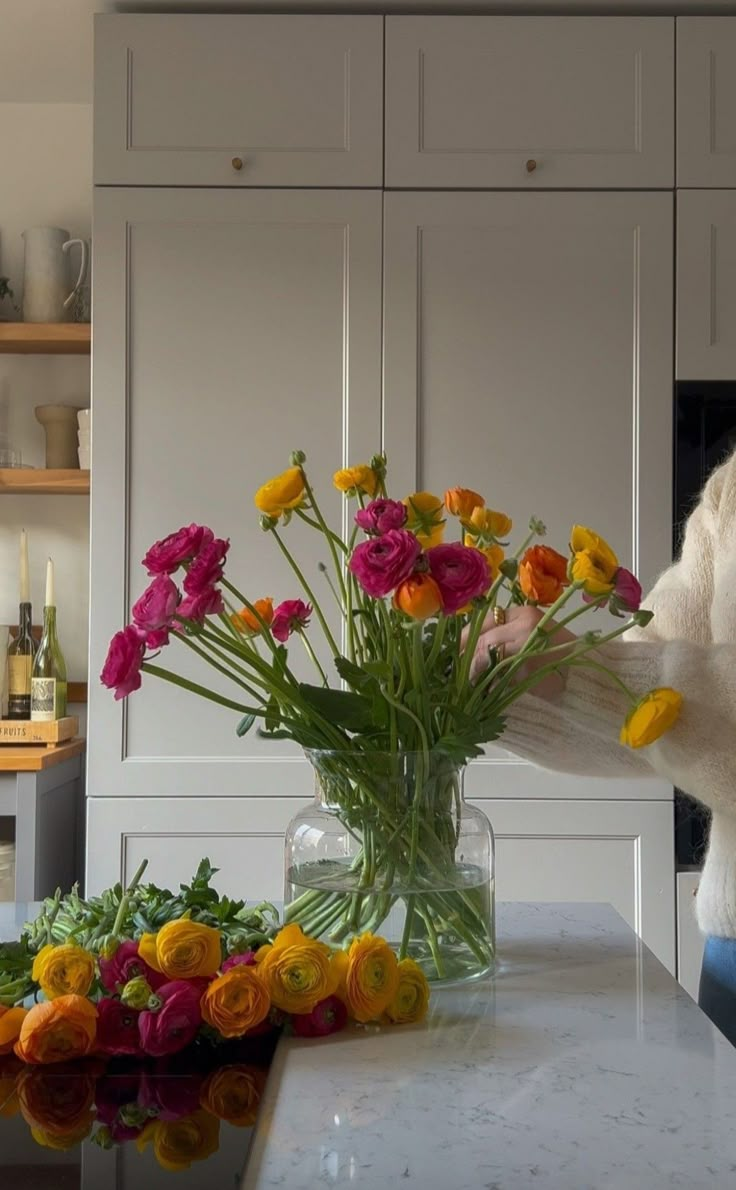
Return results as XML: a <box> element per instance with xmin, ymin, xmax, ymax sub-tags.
<box><xmin>699</xmin><ymin>936</ymin><xmax>736</xmax><ymax>1046</ymax></box>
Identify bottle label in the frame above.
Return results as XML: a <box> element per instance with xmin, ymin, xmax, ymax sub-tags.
<box><xmin>31</xmin><ymin>678</ymin><xmax>57</xmax><ymax>722</ymax></box>
<box><xmin>8</xmin><ymin>656</ymin><xmax>32</xmax><ymax>697</ymax></box>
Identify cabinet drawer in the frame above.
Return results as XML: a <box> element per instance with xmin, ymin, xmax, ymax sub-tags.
<box><xmin>678</xmin><ymin>18</ymin><xmax>736</xmax><ymax>187</ymax></box>
<box><xmin>677</xmin><ymin>190</ymin><xmax>736</xmax><ymax>380</ymax></box>
<box><xmin>94</xmin><ymin>14</ymin><xmax>383</xmax><ymax>187</ymax></box>
<box><xmin>386</xmin><ymin>17</ymin><xmax>674</xmax><ymax>188</ymax></box>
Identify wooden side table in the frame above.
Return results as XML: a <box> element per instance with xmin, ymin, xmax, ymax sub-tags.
<box><xmin>0</xmin><ymin>740</ymin><xmax>85</xmax><ymax>900</ymax></box>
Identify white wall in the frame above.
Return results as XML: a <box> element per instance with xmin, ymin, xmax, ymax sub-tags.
<box><xmin>0</xmin><ymin>3</ymin><xmax>93</xmax><ymax>683</ymax></box>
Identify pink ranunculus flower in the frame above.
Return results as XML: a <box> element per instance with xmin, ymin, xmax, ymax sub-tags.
<box><xmin>271</xmin><ymin>599</ymin><xmax>312</xmax><ymax>643</ymax></box>
<box><xmin>96</xmin><ymin>998</ymin><xmax>143</xmax><ymax>1057</ymax></box>
<box><xmin>426</xmin><ymin>543</ymin><xmax>491</xmax><ymax>614</ymax></box>
<box><xmin>99</xmin><ymin>941</ymin><xmax>166</xmax><ymax>995</ymax></box>
<box><xmin>143</xmin><ymin>525</ymin><xmax>215</xmax><ymax>576</ymax></box>
<box><xmin>138</xmin><ymin>981</ymin><xmax>203</xmax><ymax>1058</ymax></box>
<box><xmin>138</xmin><ymin>1072</ymin><xmax>205</xmax><ymax>1121</ymax></box>
<box><xmin>355</xmin><ymin>499</ymin><xmax>408</xmax><ymax>536</ymax></box>
<box><xmin>132</xmin><ymin>575</ymin><xmax>180</xmax><ymax>633</ymax></box>
<box><xmin>292</xmin><ymin>995</ymin><xmax>348</xmax><ymax>1038</ymax></box>
<box><xmin>221</xmin><ymin>952</ymin><xmax>256</xmax><ymax>972</ymax></box>
<box><xmin>348</xmin><ymin>529</ymin><xmax>421</xmax><ymax>599</ymax></box>
<box><xmin>145</xmin><ymin>628</ymin><xmax>170</xmax><ymax>650</ymax></box>
<box><xmin>176</xmin><ymin>587</ymin><xmax>225</xmax><ymax>624</ymax></box>
<box><xmin>183</xmin><ymin>538</ymin><xmax>230</xmax><ymax>597</ymax></box>
<box><xmin>613</xmin><ymin>567</ymin><xmax>642</xmax><ymax>613</ymax></box>
<box><xmin>100</xmin><ymin>625</ymin><xmax>147</xmax><ymax>700</ymax></box>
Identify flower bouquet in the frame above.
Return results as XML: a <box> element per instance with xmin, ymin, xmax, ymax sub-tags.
<box><xmin>102</xmin><ymin>454</ymin><xmax>681</xmax><ymax>984</ymax></box>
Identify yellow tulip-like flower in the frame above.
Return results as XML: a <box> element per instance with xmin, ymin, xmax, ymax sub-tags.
<box><xmin>444</xmin><ymin>487</ymin><xmax>484</xmax><ymax>520</ymax></box>
<box><xmin>620</xmin><ymin>688</ymin><xmax>683</xmax><ymax>749</ymax></box>
<box><xmin>404</xmin><ymin>492</ymin><xmax>446</xmax><ymax>549</ymax></box>
<box><xmin>200</xmin><ymin>1064</ymin><xmax>267</xmax><ymax>1128</ymax></box>
<box><xmin>465</xmin><ymin>542</ymin><xmax>505</xmax><ymax>583</ymax></box>
<box><xmin>333</xmin><ymin>464</ymin><xmax>378</xmax><ymax>497</ymax></box>
<box><xmin>569</xmin><ymin>526</ymin><xmax>618</xmax><ymax>596</ymax></box>
<box><xmin>254</xmin><ymin>466</ymin><xmax>305</xmax><ymax>517</ymax></box>
<box><xmin>140</xmin><ymin>920</ymin><xmax>222</xmax><ymax>980</ymax></box>
<box><xmin>344</xmin><ymin>933</ymin><xmax>400</xmax><ymax>1023</ymax></box>
<box><xmin>255</xmin><ymin>924</ymin><xmax>335</xmax><ymax>1014</ymax></box>
<box><xmin>137</xmin><ymin>1111</ymin><xmax>221</xmax><ymax>1173</ymax></box>
<box><xmin>384</xmin><ymin>958</ymin><xmax>430</xmax><ymax>1025</ymax></box>
<box><xmin>201</xmin><ymin>968</ymin><xmax>271</xmax><ymax>1038</ymax></box>
<box><xmin>464</xmin><ymin>505</ymin><xmax>513</xmax><ymax>542</ymax></box>
<box><xmin>31</xmin><ymin>945</ymin><xmax>95</xmax><ymax>1001</ymax></box>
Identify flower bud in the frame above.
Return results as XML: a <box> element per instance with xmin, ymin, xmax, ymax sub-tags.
<box><xmin>92</xmin><ymin>1126</ymin><xmax>114</xmax><ymax>1150</ymax></box>
<box><xmin>290</xmin><ymin>449</ymin><xmax>307</xmax><ymax>466</ymax></box>
<box><xmin>100</xmin><ymin>936</ymin><xmax>120</xmax><ymax>960</ymax></box>
<box><xmin>259</xmin><ymin>514</ymin><xmax>278</xmax><ymax>532</ymax></box>
<box><xmin>529</xmin><ymin>517</ymin><xmax>547</xmax><ymax>536</ymax></box>
<box><xmin>120</xmin><ymin>975</ymin><xmax>153</xmax><ymax>1009</ymax></box>
<box><xmin>369</xmin><ymin>453</ymin><xmax>387</xmax><ymax>478</ymax></box>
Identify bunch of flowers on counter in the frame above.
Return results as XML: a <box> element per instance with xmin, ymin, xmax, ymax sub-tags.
<box><xmin>0</xmin><ymin>859</ymin><xmax>429</xmax><ymax>1070</ymax></box>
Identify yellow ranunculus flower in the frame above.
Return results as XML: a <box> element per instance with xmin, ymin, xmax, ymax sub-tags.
<box><xmin>137</xmin><ymin>1111</ymin><xmax>220</xmax><ymax>1173</ymax></box>
<box><xmin>569</xmin><ymin>525</ymin><xmax>618</xmax><ymax>596</ymax></box>
<box><xmin>384</xmin><ymin>958</ymin><xmax>430</xmax><ymax>1025</ymax></box>
<box><xmin>444</xmin><ymin>487</ymin><xmax>484</xmax><ymax>520</ymax></box>
<box><xmin>404</xmin><ymin>491</ymin><xmax>446</xmax><ymax>549</ymax></box>
<box><xmin>142</xmin><ymin>920</ymin><xmax>222</xmax><ymax>980</ymax></box>
<box><xmin>0</xmin><ymin>1006</ymin><xmax>28</xmax><ymax>1055</ymax></box>
<box><xmin>200</xmin><ymin>1064</ymin><xmax>267</xmax><ymax>1128</ymax></box>
<box><xmin>333</xmin><ymin>464</ymin><xmax>378</xmax><ymax>497</ymax></box>
<box><xmin>254</xmin><ymin>466</ymin><xmax>305</xmax><ymax>517</ymax></box>
<box><xmin>344</xmin><ymin>933</ymin><xmax>400</xmax><ymax>1023</ymax></box>
<box><xmin>31</xmin><ymin>945</ymin><xmax>95</xmax><ymax>1001</ymax></box>
<box><xmin>620</xmin><ymin>688</ymin><xmax>683</xmax><ymax>749</ymax></box>
<box><xmin>465</xmin><ymin>505</ymin><xmax>513</xmax><ymax>541</ymax></box>
<box><xmin>201</xmin><ymin>968</ymin><xmax>271</xmax><ymax>1038</ymax></box>
<box><xmin>31</xmin><ymin>1120</ymin><xmax>95</xmax><ymax>1150</ymax></box>
<box><xmin>254</xmin><ymin>923</ymin><xmax>334</xmax><ymax>1014</ymax></box>
<box><xmin>465</xmin><ymin>541</ymin><xmax>505</xmax><ymax>582</ymax></box>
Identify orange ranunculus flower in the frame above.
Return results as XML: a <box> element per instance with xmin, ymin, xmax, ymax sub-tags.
<box><xmin>201</xmin><ymin>968</ymin><xmax>271</xmax><ymax>1039</ymax></box>
<box><xmin>519</xmin><ymin>545</ymin><xmax>569</xmax><ymax>606</ymax></box>
<box><xmin>0</xmin><ymin>1062</ymin><xmax>21</xmax><ymax>1118</ymax></box>
<box><xmin>466</xmin><ymin>542</ymin><xmax>505</xmax><ymax>583</ymax></box>
<box><xmin>393</xmin><ymin>573</ymin><xmax>443</xmax><ymax>620</ymax></box>
<box><xmin>404</xmin><ymin>492</ymin><xmax>446</xmax><ymax>549</ymax></box>
<box><xmin>344</xmin><ymin>934</ymin><xmax>400</xmax><ymax>1023</ymax></box>
<box><xmin>231</xmin><ymin>597</ymin><xmax>274</xmax><ymax>635</ymax></box>
<box><xmin>15</xmin><ymin>996</ymin><xmax>97</xmax><ymax>1066</ymax></box>
<box><xmin>137</xmin><ymin>1110</ymin><xmax>220</xmax><ymax>1173</ymax></box>
<box><xmin>200</xmin><ymin>1064</ymin><xmax>267</xmax><ymax>1128</ymax></box>
<box><xmin>384</xmin><ymin>958</ymin><xmax>430</xmax><ymax>1025</ymax></box>
<box><xmin>139</xmin><ymin>920</ymin><xmax>222</xmax><ymax>980</ymax></box>
<box><xmin>17</xmin><ymin>1067</ymin><xmax>96</xmax><ymax>1149</ymax></box>
<box><xmin>444</xmin><ymin>487</ymin><xmax>484</xmax><ymax>520</ymax></box>
<box><xmin>254</xmin><ymin>924</ymin><xmax>334</xmax><ymax>1015</ymax></box>
<box><xmin>333</xmin><ymin>464</ymin><xmax>378</xmax><ymax>497</ymax></box>
<box><xmin>464</xmin><ymin>505</ymin><xmax>513</xmax><ymax>542</ymax></box>
<box><xmin>0</xmin><ymin>1007</ymin><xmax>28</xmax><ymax>1056</ymax></box>
<box><xmin>31</xmin><ymin>944</ymin><xmax>95</xmax><ymax>1001</ymax></box>
<box><xmin>620</xmin><ymin>688</ymin><xmax>683</xmax><ymax>750</ymax></box>
<box><xmin>254</xmin><ymin>466</ymin><xmax>305</xmax><ymax>517</ymax></box>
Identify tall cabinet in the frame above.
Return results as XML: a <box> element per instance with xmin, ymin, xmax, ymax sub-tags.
<box><xmin>90</xmin><ymin>12</ymin><xmax>677</xmax><ymax>971</ymax></box>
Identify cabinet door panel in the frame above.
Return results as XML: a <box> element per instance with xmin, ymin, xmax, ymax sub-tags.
<box><xmin>384</xmin><ymin>192</ymin><xmax>673</xmax><ymax>801</ymax></box>
<box><xmin>485</xmin><ymin>799</ymin><xmax>675</xmax><ymax>971</ymax></box>
<box><xmin>677</xmin><ymin>190</ymin><xmax>736</xmax><ymax>379</ymax></box>
<box><xmin>678</xmin><ymin>17</ymin><xmax>736</xmax><ymax>187</ymax></box>
<box><xmin>90</xmin><ymin>189</ymin><xmax>382</xmax><ymax>799</ymax></box>
<box><xmin>386</xmin><ymin>17</ymin><xmax>674</xmax><ymax>188</ymax></box>
<box><xmin>94</xmin><ymin>14</ymin><xmax>383</xmax><ymax>186</ymax></box>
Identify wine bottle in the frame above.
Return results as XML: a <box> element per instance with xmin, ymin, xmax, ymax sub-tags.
<box><xmin>7</xmin><ymin>530</ymin><xmax>37</xmax><ymax>720</ymax></box>
<box><xmin>30</xmin><ymin>559</ymin><xmax>67</xmax><ymax>723</ymax></box>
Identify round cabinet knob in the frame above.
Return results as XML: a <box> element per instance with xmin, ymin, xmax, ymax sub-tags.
<box><xmin>525</xmin><ymin>159</ymin><xmax>538</xmax><ymax>174</ymax></box>
<box><xmin>231</xmin><ymin>156</ymin><xmax>244</xmax><ymax>172</ymax></box>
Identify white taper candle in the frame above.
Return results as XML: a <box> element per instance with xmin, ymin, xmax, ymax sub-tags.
<box><xmin>20</xmin><ymin>529</ymin><xmax>30</xmax><ymax>602</ymax></box>
<box><xmin>45</xmin><ymin>557</ymin><xmax>54</xmax><ymax>608</ymax></box>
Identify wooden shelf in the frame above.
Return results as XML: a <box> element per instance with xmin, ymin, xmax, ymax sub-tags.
<box><xmin>0</xmin><ymin>469</ymin><xmax>89</xmax><ymax>495</ymax></box>
<box><xmin>0</xmin><ymin>739</ymin><xmax>85</xmax><ymax>773</ymax></box>
<box><xmin>0</xmin><ymin>323</ymin><xmax>90</xmax><ymax>354</ymax></box>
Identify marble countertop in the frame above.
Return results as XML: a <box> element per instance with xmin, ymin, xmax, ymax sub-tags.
<box><xmin>243</xmin><ymin>903</ymin><xmax>736</xmax><ymax>1190</ymax></box>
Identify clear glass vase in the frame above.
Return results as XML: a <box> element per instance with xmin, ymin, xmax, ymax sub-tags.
<box><xmin>284</xmin><ymin>749</ymin><xmax>495</xmax><ymax>986</ymax></box>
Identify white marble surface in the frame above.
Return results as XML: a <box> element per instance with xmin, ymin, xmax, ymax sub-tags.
<box><xmin>243</xmin><ymin>903</ymin><xmax>736</xmax><ymax>1190</ymax></box>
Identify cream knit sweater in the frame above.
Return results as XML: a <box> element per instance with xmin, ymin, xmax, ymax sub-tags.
<box><xmin>502</xmin><ymin>448</ymin><xmax>736</xmax><ymax>939</ymax></box>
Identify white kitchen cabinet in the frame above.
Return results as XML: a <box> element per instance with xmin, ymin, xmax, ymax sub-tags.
<box><xmin>89</xmin><ymin>187</ymin><xmax>382</xmax><ymax>800</ymax></box>
<box><xmin>94</xmin><ymin>14</ymin><xmax>383</xmax><ymax>187</ymax></box>
<box><xmin>677</xmin><ymin>18</ymin><xmax>736</xmax><ymax>187</ymax></box>
<box><xmin>487</xmin><ymin>799</ymin><xmax>675</xmax><ymax>972</ymax></box>
<box><xmin>677</xmin><ymin>869</ymin><xmax>705</xmax><ymax>999</ymax></box>
<box><xmin>385</xmin><ymin>17</ymin><xmax>674</xmax><ymax>189</ymax></box>
<box><xmin>86</xmin><ymin>797</ymin><xmax>301</xmax><ymax>899</ymax></box>
<box><xmin>677</xmin><ymin>190</ymin><xmax>736</xmax><ymax>380</ymax></box>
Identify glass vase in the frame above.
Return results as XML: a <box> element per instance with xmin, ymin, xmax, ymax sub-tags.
<box><xmin>284</xmin><ymin>749</ymin><xmax>495</xmax><ymax>986</ymax></box>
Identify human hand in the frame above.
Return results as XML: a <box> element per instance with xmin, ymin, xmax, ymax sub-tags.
<box><xmin>463</xmin><ymin>605</ymin><xmax>577</xmax><ymax>699</ymax></box>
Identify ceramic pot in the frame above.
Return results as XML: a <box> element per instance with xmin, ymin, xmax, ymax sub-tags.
<box><xmin>35</xmin><ymin>405</ymin><xmax>80</xmax><ymax>469</ymax></box>
<box><xmin>22</xmin><ymin>227</ymin><xmax>88</xmax><ymax>323</ymax></box>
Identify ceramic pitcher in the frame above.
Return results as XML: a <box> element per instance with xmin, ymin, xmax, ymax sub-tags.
<box><xmin>22</xmin><ymin>227</ymin><xmax>88</xmax><ymax>323</ymax></box>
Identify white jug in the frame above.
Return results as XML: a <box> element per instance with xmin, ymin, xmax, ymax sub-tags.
<box><xmin>22</xmin><ymin>226</ymin><xmax>88</xmax><ymax>323</ymax></box>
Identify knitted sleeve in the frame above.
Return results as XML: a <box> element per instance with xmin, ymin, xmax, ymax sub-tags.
<box><xmin>499</xmin><ymin>455</ymin><xmax>728</xmax><ymax>799</ymax></box>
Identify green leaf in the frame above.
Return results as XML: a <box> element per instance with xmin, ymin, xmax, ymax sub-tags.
<box><xmin>236</xmin><ymin>713</ymin><xmax>256</xmax><ymax>737</ymax></box>
<box><xmin>362</xmin><ymin>660</ymin><xmax>393</xmax><ymax>681</ymax></box>
<box><xmin>265</xmin><ymin>695</ymin><xmax>281</xmax><ymax>733</ymax></box>
<box><xmin>298</xmin><ymin>683</ymin><xmax>377</xmax><ymax>732</ymax></box>
<box><xmin>334</xmin><ymin>655</ymin><xmax>373</xmax><ymax>690</ymax></box>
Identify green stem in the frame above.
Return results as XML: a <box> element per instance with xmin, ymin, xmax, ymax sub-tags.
<box><xmin>300</xmin><ymin>630</ymin><xmax>328</xmax><ymax>685</ymax></box>
<box><xmin>141</xmin><ymin>663</ymin><xmax>257</xmax><ymax>715</ymax></box>
<box><xmin>112</xmin><ymin>860</ymin><xmax>148</xmax><ymax>937</ymax></box>
<box><xmin>270</xmin><ymin>527</ymin><xmax>340</xmax><ymax>656</ymax></box>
